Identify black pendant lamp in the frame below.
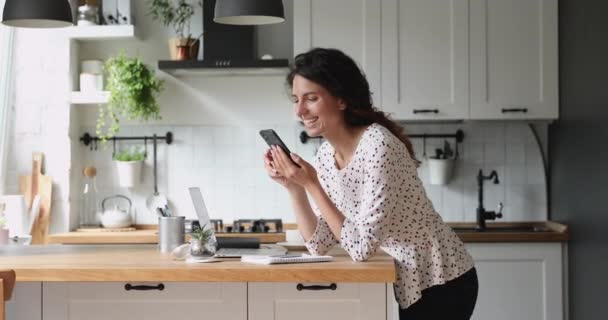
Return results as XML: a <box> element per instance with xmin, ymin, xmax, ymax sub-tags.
<box><xmin>214</xmin><ymin>0</ymin><xmax>285</xmax><ymax>25</ymax></box>
<box><xmin>2</xmin><ymin>0</ymin><xmax>73</xmax><ymax>28</ymax></box>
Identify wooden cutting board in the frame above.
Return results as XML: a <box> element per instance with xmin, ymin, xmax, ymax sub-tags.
<box><xmin>19</xmin><ymin>153</ymin><xmax>53</xmax><ymax>245</ymax></box>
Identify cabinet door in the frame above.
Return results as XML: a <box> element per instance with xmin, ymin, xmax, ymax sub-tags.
<box><xmin>470</xmin><ymin>0</ymin><xmax>558</xmax><ymax>119</ymax></box>
<box><xmin>293</xmin><ymin>0</ymin><xmax>381</xmax><ymax>104</ymax></box>
<box><xmin>386</xmin><ymin>243</ymin><xmax>564</xmax><ymax>320</ymax></box>
<box><xmin>249</xmin><ymin>282</ymin><xmax>386</xmax><ymax>320</ymax></box>
<box><xmin>6</xmin><ymin>282</ymin><xmax>42</xmax><ymax>320</ymax></box>
<box><xmin>43</xmin><ymin>282</ymin><xmax>247</xmax><ymax>320</ymax></box>
<box><xmin>381</xmin><ymin>0</ymin><xmax>469</xmax><ymax>120</ymax></box>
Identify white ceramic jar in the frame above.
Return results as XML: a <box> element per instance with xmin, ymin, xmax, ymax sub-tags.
<box><xmin>79</xmin><ymin>60</ymin><xmax>104</xmax><ymax>92</ymax></box>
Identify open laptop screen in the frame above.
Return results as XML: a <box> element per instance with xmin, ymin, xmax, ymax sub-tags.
<box><xmin>188</xmin><ymin>187</ymin><xmax>215</xmax><ymax>235</ymax></box>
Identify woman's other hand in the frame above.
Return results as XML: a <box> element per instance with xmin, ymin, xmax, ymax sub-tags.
<box><xmin>270</xmin><ymin>145</ymin><xmax>319</xmax><ymax>190</ymax></box>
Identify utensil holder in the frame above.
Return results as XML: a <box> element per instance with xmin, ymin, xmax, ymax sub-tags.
<box><xmin>158</xmin><ymin>216</ymin><xmax>185</xmax><ymax>253</ymax></box>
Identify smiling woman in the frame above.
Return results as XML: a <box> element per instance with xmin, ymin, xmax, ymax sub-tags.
<box><xmin>0</xmin><ymin>15</ymin><xmax>14</xmax><ymax>195</ymax></box>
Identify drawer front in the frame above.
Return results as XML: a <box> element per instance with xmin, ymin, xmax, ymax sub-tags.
<box><xmin>43</xmin><ymin>282</ymin><xmax>247</xmax><ymax>320</ymax></box>
<box><xmin>249</xmin><ymin>282</ymin><xmax>387</xmax><ymax>320</ymax></box>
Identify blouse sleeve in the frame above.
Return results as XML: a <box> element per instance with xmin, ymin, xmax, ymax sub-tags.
<box><xmin>304</xmin><ymin>211</ymin><xmax>340</xmax><ymax>256</ymax></box>
<box><xmin>340</xmin><ymin>137</ymin><xmax>411</xmax><ymax>262</ymax></box>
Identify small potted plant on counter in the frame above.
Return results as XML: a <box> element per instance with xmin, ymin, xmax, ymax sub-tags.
<box><xmin>113</xmin><ymin>147</ymin><xmax>146</xmax><ymax>188</ymax></box>
<box><xmin>428</xmin><ymin>140</ymin><xmax>456</xmax><ymax>185</ymax></box>
<box><xmin>190</xmin><ymin>223</ymin><xmax>217</xmax><ymax>257</ymax></box>
<box><xmin>96</xmin><ymin>53</ymin><xmax>164</xmax><ymax>142</ymax></box>
<box><xmin>148</xmin><ymin>0</ymin><xmax>203</xmax><ymax>60</ymax></box>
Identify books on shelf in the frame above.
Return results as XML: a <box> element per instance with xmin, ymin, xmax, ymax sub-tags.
<box><xmin>241</xmin><ymin>253</ymin><xmax>334</xmax><ymax>265</ymax></box>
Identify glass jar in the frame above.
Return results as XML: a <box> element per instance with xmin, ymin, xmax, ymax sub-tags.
<box><xmin>79</xmin><ymin>166</ymin><xmax>100</xmax><ymax>228</ymax></box>
<box><xmin>190</xmin><ymin>234</ymin><xmax>217</xmax><ymax>257</ymax></box>
<box><xmin>77</xmin><ymin>5</ymin><xmax>100</xmax><ymax>26</ymax></box>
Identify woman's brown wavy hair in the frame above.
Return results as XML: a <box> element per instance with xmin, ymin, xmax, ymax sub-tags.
<box><xmin>287</xmin><ymin>47</ymin><xmax>418</xmax><ymax>163</ymax></box>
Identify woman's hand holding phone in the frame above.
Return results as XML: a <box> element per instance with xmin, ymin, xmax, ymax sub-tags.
<box><xmin>260</xmin><ymin>129</ymin><xmax>318</xmax><ymax>191</ymax></box>
<box><xmin>269</xmin><ymin>145</ymin><xmax>319</xmax><ymax>190</ymax></box>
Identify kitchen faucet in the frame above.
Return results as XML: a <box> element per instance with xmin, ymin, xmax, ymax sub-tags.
<box><xmin>476</xmin><ymin>169</ymin><xmax>503</xmax><ymax>231</ymax></box>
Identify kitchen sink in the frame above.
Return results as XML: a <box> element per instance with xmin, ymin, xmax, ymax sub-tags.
<box><xmin>451</xmin><ymin>226</ymin><xmax>550</xmax><ymax>233</ymax></box>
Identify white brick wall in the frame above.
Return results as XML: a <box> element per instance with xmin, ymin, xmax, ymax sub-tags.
<box><xmin>74</xmin><ymin>121</ymin><xmax>548</xmax><ymax>225</ymax></box>
<box><xmin>5</xmin><ymin>28</ymin><xmax>72</xmax><ymax>234</ymax></box>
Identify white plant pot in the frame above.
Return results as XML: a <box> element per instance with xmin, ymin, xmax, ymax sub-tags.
<box><xmin>428</xmin><ymin>158</ymin><xmax>455</xmax><ymax>185</ymax></box>
<box><xmin>115</xmin><ymin>160</ymin><xmax>143</xmax><ymax>188</ymax></box>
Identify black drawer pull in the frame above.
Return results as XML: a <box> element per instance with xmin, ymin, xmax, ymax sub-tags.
<box><xmin>501</xmin><ymin>108</ymin><xmax>528</xmax><ymax>113</ymax></box>
<box><xmin>296</xmin><ymin>283</ymin><xmax>337</xmax><ymax>291</ymax></box>
<box><xmin>413</xmin><ymin>109</ymin><xmax>439</xmax><ymax>114</ymax></box>
<box><xmin>124</xmin><ymin>283</ymin><xmax>165</xmax><ymax>291</ymax></box>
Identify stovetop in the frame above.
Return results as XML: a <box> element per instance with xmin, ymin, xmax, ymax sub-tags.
<box><xmin>189</xmin><ymin>219</ymin><xmax>284</xmax><ymax>233</ymax></box>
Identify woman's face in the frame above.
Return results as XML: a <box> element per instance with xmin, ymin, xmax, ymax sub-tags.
<box><xmin>291</xmin><ymin>75</ymin><xmax>346</xmax><ymax>137</ymax></box>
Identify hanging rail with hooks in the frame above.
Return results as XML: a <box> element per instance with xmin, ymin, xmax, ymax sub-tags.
<box><xmin>79</xmin><ymin>132</ymin><xmax>174</xmax><ymax>152</ymax></box>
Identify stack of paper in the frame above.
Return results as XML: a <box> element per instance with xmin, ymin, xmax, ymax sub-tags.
<box><xmin>241</xmin><ymin>253</ymin><xmax>334</xmax><ymax>265</ymax></box>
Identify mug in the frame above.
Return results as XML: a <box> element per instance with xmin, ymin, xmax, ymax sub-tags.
<box><xmin>0</xmin><ymin>195</ymin><xmax>27</xmax><ymax>236</ymax></box>
<box><xmin>285</xmin><ymin>229</ymin><xmax>305</xmax><ymax>244</ymax></box>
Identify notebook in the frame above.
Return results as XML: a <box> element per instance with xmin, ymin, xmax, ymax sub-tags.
<box><xmin>241</xmin><ymin>253</ymin><xmax>334</xmax><ymax>265</ymax></box>
<box><xmin>188</xmin><ymin>187</ymin><xmax>287</xmax><ymax>258</ymax></box>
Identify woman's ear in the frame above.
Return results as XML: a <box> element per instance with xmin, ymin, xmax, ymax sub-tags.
<box><xmin>338</xmin><ymin>99</ymin><xmax>347</xmax><ymax>111</ymax></box>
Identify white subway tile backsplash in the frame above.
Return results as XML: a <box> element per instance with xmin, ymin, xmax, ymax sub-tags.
<box><xmin>484</xmin><ymin>143</ymin><xmax>506</xmax><ymax>165</ymax></box>
<box><xmin>69</xmin><ymin>120</ymin><xmax>548</xmax><ymax>224</ymax></box>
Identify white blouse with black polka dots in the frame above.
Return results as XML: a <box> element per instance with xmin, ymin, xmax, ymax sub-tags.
<box><xmin>305</xmin><ymin>123</ymin><xmax>475</xmax><ymax>309</ymax></box>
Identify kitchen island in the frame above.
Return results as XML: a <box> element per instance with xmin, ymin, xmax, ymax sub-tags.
<box><xmin>2</xmin><ymin>222</ymin><xmax>569</xmax><ymax>320</ymax></box>
<box><xmin>1</xmin><ymin>245</ymin><xmax>394</xmax><ymax>320</ymax></box>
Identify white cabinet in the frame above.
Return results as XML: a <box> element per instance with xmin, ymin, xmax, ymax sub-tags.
<box><xmin>469</xmin><ymin>0</ymin><xmax>558</xmax><ymax>119</ymax></box>
<box><xmin>249</xmin><ymin>282</ymin><xmax>386</xmax><ymax>320</ymax></box>
<box><xmin>293</xmin><ymin>0</ymin><xmax>381</xmax><ymax>105</ymax></box>
<box><xmin>43</xmin><ymin>282</ymin><xmax>247</xmax><ymax>320</ymax></box>
<box><xmin>294</xmin><ymin>0</ymin><xmax>558</xmax><ymax>120</ymax></box>
<box><xmin>381</xmin><ymin>0</ymin><xmax>470</xmax><ymax>120</ymax></box>
<box><xmin>6</xmin><ymin>282</ymin><xmax>42</xmax><ymax>320</ymax></box>
<box><xmin>386</xmin><ymin>243</ymin><xmax>564</xmax><ymax>320</ymax></box>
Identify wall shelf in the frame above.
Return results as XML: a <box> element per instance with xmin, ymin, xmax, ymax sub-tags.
<box><xmin>70</xmin><ymin>91</ymin><xmax>110</xmax><ymax>104</ymax></box>
<box><xmin>158</xmin><ymin>59</ymin><xmax>289</xmax><ymax>77</ymax></box>
<box><xmin>68</xmin><ymin>25</ymin><xmax>137</xmax><ymax>41</ymax></box>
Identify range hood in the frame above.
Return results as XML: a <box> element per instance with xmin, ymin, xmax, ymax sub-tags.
<box><xmin>158</xmin><ymin>0</ymin><xmax>289</xmax><ymax>75</ymax></box>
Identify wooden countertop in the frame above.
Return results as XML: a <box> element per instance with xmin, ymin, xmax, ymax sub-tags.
<box><xmin>48</xmin><ymin>221</ymin><xmax>569</xmax><ymax>244</ymax></box>
<box><xmin>48</xmin><ymin>230</ymin><xmax>285</xmax><ymax>244</ymax></box>
<box><xmin>0</xmin><ymin>245</ymin><xmax>396</xmax><ymax>283</ymax></box>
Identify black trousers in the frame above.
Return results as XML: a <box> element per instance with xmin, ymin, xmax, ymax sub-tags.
<box><xmin>399</xmin><ymin>268</ymin><xmax>478</xmax><ymax>320</ymax></box>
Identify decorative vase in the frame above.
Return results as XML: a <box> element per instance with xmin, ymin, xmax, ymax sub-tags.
<box><xmin>168</xmin><ymin>38</ymin><xmax>200</xmax><ymax>60</ymax></box>
<box><xmin>115</xmin><ymin>160</ymin><xmax>143</xmax><ymax>188</ymax></box>
<box><xmin>428</xmin><ymin>158</ymin><xmax>455</xmax><ymax>185</ymax></box>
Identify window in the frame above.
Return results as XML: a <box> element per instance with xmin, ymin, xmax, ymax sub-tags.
<box><xmin>0</xmin><ymin>19</ymin><xmax>14</xmax><ymax>194</ymax></box>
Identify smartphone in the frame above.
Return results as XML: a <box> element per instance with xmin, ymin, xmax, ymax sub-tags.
<box><xmin>259</xmin><ymin>129</ymin><xmax>300</xmax><ymax>167</ymax></box>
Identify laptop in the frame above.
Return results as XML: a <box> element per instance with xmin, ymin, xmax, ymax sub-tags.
<box><xmin>188</xmin><ymin>187</ymin><xmax>287</xmax><ymax>258</ymax></box>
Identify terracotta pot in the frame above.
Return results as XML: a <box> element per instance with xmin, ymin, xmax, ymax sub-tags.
<box><xmin>168</xmin><ymin>38</ymin><xmax>200</xmax><ymax>60</ymax></box>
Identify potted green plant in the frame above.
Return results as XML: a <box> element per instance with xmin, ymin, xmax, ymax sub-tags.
<box><xmin>428</xmin><ymin>140</ymin><xmax>456</xmax><ymax>185</ymax></box>
<box><xmin>148</xmin><ymin>0</ymin><xmax>203</xmax><ymax>60</ymax></box>
<box><xmin>190</xmin><ymin>223</ymin><xmax>217</xmax><ymax>257</ymax></box>
<box><xmin>96</xmin><ymin>53</ymin><xmax>164</xmax><ymax>142</ymax></box>
<box><xmin>113</xmin><ymin>147</ymin><xmax>146</xmax><ymax>188</ymax></box>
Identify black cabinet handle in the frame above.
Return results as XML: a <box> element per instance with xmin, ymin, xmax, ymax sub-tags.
<box><xmin>296</xmin><ymin>283</ymin><xmax>337</xmax><ymax>291</ymax></box>
<box><xmin>124</xmin><ymin>283</ymin><xmax>165</xmax><ymax>291</ymax></box>
<box><xmin>413</xmin><ymin>109</ymin><xmax>439</xmax><ymax>114</ymax></box>
<box><xmin>501</xmin><ymin>108</ymin><xmax>528</xmax><ymax>113</ymax></box>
